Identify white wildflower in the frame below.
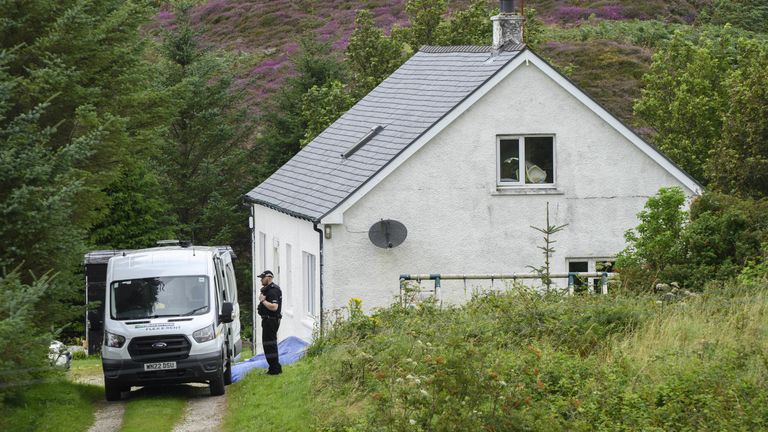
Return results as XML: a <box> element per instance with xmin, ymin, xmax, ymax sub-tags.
<box><xmin>409</xmin><ymin>419</ymin><xmax>416</xmax><ymax>425</ymax></box>
<box><xmin>420</xmin><ymin>389</ymin><xmax>429</xmax><ymax>397</ymax></box>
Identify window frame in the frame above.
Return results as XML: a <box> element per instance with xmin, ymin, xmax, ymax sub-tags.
<box><xmin>302</xmin><ymin>251</ymin><xmax>317</xmax><ymax>318</ymax></box>
<box><xmin>566</xmin><ymin>257</ymin><xmax>615</xmax><ymax>293</ymax></box>
<box><xmin>258</xmin><ymin>232</ymin><xmax>267</xmax><ymax>271</ymax></box>
<box><xmin>496</xmin><ymin>135</ymin><xmax>557</xmax><ymax>188</ymax></box>
<box><xmin>284</xmin><ymin>243</ymin><xmax>293</xmax><ymax>315</ymax></box>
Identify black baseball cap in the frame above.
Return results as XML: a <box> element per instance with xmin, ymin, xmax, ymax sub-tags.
<box><xmin>257</xmin><ymin>270</ymin><xmax>274</xmax><ymax>278</ymax></box>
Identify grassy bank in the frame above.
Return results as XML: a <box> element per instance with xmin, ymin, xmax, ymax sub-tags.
<box><xmin>0</xmin><ymin>379</ymin><xmax>101</xmax><ymax>432</ymax></box>
<box><xmin>223</xmin><ymin>360</ymin><xmax>314</xmax><ymax>431</ymax></box>
<box><xmin>307</xmin><ymin>283</ymin><xmax>768</xmax><ymax>431</ymax></box>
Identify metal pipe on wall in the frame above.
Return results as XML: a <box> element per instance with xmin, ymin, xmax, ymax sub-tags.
<box><xmin>248</xmin><ymin>205</ymin><xmax>257</xmax><ymax>353</ymax></box>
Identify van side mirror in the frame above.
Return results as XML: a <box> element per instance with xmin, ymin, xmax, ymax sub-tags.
<box><xmin>220</xmin><ymin>302</ymin><xmax>234</xmax><ymax>324</ymax></box>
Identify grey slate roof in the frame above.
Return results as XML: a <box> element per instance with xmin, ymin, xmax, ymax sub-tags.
<box><xmin>246</xmin><ymin>45</ymin><xmax>525</xmax><ymax>221</ymax></box>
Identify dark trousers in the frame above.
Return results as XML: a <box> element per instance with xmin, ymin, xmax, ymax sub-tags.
<box><xmin>261</xmin><ymin>317</ymin><xmax>281</xmax><ymax>373</ymax></box>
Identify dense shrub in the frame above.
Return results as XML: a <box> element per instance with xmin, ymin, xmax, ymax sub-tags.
<box><xmin>307</xmin><ymin>283</ymin><xmax>768</xmax><ymax>431</ymax></box>
<box><xmin>617</xmin><ymin>188</ymin><xmax>768</xmax><ymax>290</ymax></box>
<box><xmin>681</xmin><ymin>192</ymin><xmax>768</xmax><ymax>286</ymax></box>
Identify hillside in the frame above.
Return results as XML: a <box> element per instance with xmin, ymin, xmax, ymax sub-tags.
<box><xmin>177</xmin><ymin>0</ymin><xmax>727</xmax><ymax>124</ymax></box>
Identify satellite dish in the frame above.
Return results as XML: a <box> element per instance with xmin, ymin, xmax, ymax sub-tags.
<box><xmin>368</xmin><ymin>219</ymin><xmax>407</xmax><ymax>249</ymax></box>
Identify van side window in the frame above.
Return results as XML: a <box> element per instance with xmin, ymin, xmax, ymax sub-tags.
<box><xmin>214</xmin><ymin>257</ymin><xmax>226</xmax><ymax>305</ymax></box>
<box><xmin>220</xmin><ymin>265</ymin><xmax>228</xmax><ymax>301</ymax></box>
<box><xmin>225</xmin><ymin>262</ymin><xmax>237</xmax><ymax>303</ymax></box>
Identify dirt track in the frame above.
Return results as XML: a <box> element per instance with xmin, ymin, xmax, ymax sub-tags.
<box><xmin>171</xmin><ymin>384</ymin><xmax>227</xmax><ymax>432</ymax></box>
<box><xmin>75</xmin><ymin>373</ymin><xmax>225</xmax><ymax>432</ymax></box>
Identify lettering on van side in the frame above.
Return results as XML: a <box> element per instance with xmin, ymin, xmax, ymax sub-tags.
<box><xmin>134</xmin><ymin>323</ymin><xmax>181</xmax><ymax>331</ymax></box>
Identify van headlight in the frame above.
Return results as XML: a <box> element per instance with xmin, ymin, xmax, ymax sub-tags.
<box><xmin>193</xmin><ymin>324</ymin><xmax>215</xmax><ymax>343</ymax></box>
<box><xmin>104</xmin><ymin>331</ymin><xmax>126</xmax><ymax>348</ymax></box>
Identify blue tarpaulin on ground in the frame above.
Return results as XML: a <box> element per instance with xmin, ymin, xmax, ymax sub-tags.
<box><xmin>231</xmin><ymin>336</ymin><xmax>309</xmax><ymax>382</ymax></box>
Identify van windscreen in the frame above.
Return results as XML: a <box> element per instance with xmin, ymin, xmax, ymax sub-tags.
<box><xmin>110</xmin><ymin>276</ymin><xmax>209</xmax><ymax>320</ymax></box>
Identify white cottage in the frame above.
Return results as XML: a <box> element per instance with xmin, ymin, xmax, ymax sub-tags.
<box><xmin>245</xmin><ymin>2</ymin><xmax>701</xmax><ymax>344</ymax></box>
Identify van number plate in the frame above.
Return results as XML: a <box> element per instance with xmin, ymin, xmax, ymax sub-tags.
<box><xmin>144</xmin><ymin>361</ymin><xmax>176</xmax><ymax>371</ymax></box>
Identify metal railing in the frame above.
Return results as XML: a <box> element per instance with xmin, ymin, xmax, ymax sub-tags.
<box><xmin>399</xmin><ymin>272</ymin><xmax>617</xmax><ymax>299</ymax></box>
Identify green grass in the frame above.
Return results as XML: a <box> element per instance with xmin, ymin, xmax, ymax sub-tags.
<box><xmin>222</xmin><ymin>360</ymin><xmax>313</xmax><ymax>431</ymax></box>
<box><xmin>0</xmin><ymin>380</ymin><xmax>102</xmax><ymax>432</ymax></box>
<box><xmin>121</xmin><ymin>389</ymin><xmax>188</xmax><ymax>432</ymax></box>
<box><xmin>239</xmin><ymin>345</ymin><xmax>254</xmax><ymax>361</ymax></box>
<box><xmin>68</xmin><ymin>355</ymin><xmax>103</xmax><ymax>382</ymax></box>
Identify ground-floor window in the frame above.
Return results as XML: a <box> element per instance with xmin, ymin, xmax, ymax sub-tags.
<box><xmin>303</xmin><ymin>252</ymin><xmax>317</xmax><ymax>317</ymax></box>
<box><xmin>567</xmin><ymin>258</ymin><xmax>615</xmax><ymax>293</ymax></box>
<box><xmin>273</xmin><ymin>244</ymin><xmax>280</xmax><ymax>284</ymax></box>
<box><xmin>258</xmin><ymin>232</ymin><xmax>266</xmax><ymax>271</ymax></box>
<box><xmin>285</xmin><ymin>243</ymin><xmax>293</xmax><ymax>313</ymax></box>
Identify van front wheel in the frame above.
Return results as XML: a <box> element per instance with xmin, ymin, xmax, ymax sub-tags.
<box><xmin>104</xmin><ymin>380</ymin><xmax>123</xmax><ymax>401</ymax></box>
<box><xmin>209</xmin><ymin>367</ymin><xmax>225</xmax><ymax>396</ymax></box>
<box><xmin>224</xmin><ymin>358</ymin><xmax>232</xmax><ymax>385</ymax></box>
<box><xmin>224</xmin><ymin>344</ymin><xmax>232</xmax><ymax>385</ymax></box>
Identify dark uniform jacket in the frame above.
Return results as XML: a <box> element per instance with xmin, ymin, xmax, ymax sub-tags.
<box><xmin>258</xmin><ymin>282</ymin><xmax>282</xmax><ymax>319</ymax></box>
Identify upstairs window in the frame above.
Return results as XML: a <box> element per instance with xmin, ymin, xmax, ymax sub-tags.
<box><xmin>498</xmin><ymin>136</ymin><xmax>555</xmax><ymax>186</ymax></box>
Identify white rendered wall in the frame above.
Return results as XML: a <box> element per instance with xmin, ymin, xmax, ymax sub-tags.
<box><xmin>322</xmin><ymin>62</ymin><xmax>697</xmax><ymax>312</ymax></box>
<box><xmin>251</xmin><ymin>204</ymin><xmax>320</xmax><ymax>350</ymax></box>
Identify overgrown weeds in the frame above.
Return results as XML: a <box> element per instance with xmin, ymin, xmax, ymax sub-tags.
<box><xmin>306</xmin><ymin>283</ymin><xmax>768</xmax><ymax>431</ymax></box>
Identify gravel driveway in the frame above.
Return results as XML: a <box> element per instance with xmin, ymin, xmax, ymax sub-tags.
<box><xmin>75</xmin><ymin>373</ymin><xmax>226</xmax><ymax>432</ymax></box>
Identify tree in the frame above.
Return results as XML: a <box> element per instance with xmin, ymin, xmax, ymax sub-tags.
<box><xmin>89</xmin><ymin>161</ymin><xmax>178</xmax><ymax>249</ymax></box>
<box><xmin>300</xmin><ymin>81</ymin><xmax>355</xmax><ymax>146</ymax></box>
<box><xmin>0</xmin><ymin>49</ymin><xmax>95</xmax><ymax>341</ymax></box>
<box><xmin>156</xmin><ymin>4</ymin><xmax>253</xmax><ymax>244</ymax></box>
<box><xmin>709</xmin><ymin>44</ymin><xmax>768</xmax><ymax>198</ymax></box>
<box><xmin>435</xmin><ymin>0</ymin><xmax>493</xmax><ymax>46</ymax></box>
<box><xmin>398</xmin><ymin>0</ymin><xmax>448</xmax><ymax>49</ymax></box>
<box><xmin>255</xmin><ymin>37</ymin><xmax>347</xmax><ymax>181</ymax></box>
<box><xmin>616</xmin><ymin>187</ymin><xmax>688</xmax><ymax>290</ymax></box>
<box><xmin>346</xmin><ymin>9</ymin><xmax>409</xmax><ymax>97</ymax></box>
<box><xmin>0</xmin><ymin>0</ymin><xmax>170</xmax><ymax>270</ymax></box>
<box><xmin>633</xmin><ymin>30</ymin><xmax>735</xmax><ymax>182</ymax></box>
<box><xmin>527</xmin><ymin>202</ymin><xmax>567</xmax><ymax>292</ymax></box>
<box><xmin>635</xmin><ymin>27</ymin><xmax>768</xmax><ymax>195</ymax></box>
<box><xmin>1</xmin><ymin>0</ymin><xmax>161</xmax><ymax>189</ymax></box>
<box><xmin>523</xmin><ymin>7</ymin><xmax>545</xmax><ymax>49</ymax></box>
<box><xmin>700</xmin><ymin>0</ymin><xmax>768</xmax><ymax>33</ymax></box>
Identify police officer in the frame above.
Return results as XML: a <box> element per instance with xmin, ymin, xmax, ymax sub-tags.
<box><xmin>257</xmin><ymin>270</ymin><xmax>282</xmax><ymax>375</ymax></box>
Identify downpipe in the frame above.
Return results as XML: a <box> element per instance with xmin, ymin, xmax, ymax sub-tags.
<box><xmin>313</xmin><ymin>223</ymin><xmax>324</xmax><ymax>335</ymax></box>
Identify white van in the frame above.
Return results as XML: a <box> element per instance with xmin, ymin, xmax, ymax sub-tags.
<box><xmin>101</xmin><ymin>244</ymin><xmax>241</xmax><ymax>401</ymax></box>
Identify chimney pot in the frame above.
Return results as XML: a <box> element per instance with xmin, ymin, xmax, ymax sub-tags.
<box><xmin>492</xmin><ymin>1</ymin><xmax>524</xmax><ymax>49</ymax></box>
<box><xmin>500</xmin><ymin>0</ymin><xmax>515</xmax><ymax>14</ymax></box>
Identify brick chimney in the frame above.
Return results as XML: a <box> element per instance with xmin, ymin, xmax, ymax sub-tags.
<box><xmin>492</xmin><ymin>0</ymin><xmax>524</xmax><ymax>49</ymax></box>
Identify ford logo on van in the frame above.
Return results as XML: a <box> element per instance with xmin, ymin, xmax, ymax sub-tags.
<box><xmin>152</xmin><ymin>342</ymin><xmax>168</xmax><ymax>349</ymax></box>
